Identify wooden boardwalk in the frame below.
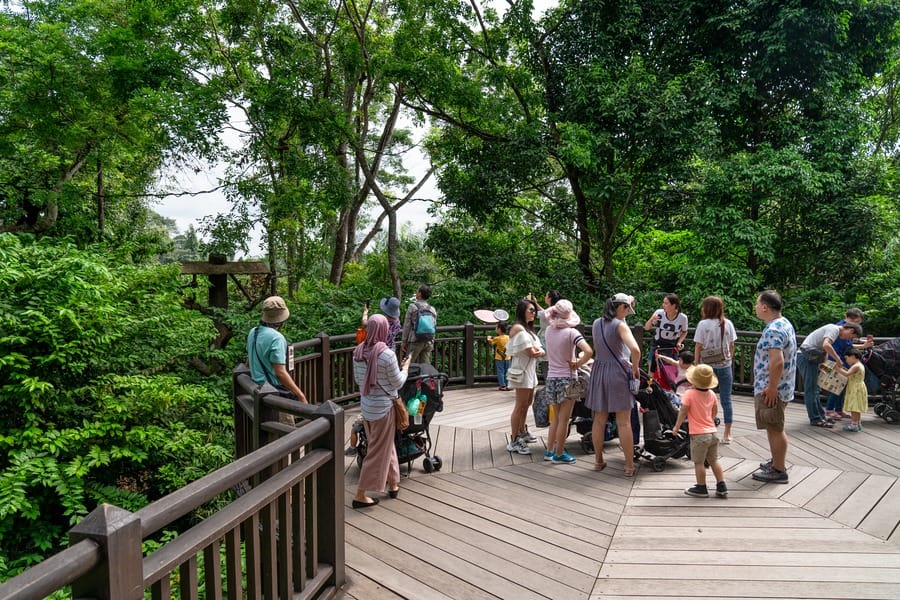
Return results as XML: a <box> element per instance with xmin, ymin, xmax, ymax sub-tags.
<box><xmin>338</xmin><ymin>387</ymin><xmax>900</xmax><ymax>599</ymax></box>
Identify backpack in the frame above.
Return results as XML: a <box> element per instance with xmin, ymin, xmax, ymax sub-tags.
<box><xmin>413</xmin><ymin>302</ymin><xmax>437</xmax><ymax>341</ymax></box>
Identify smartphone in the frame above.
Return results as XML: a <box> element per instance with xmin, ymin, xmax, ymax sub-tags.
<box><xmin>365</xmin><ymin>298</ymin><xmax>371</xmax><ymax>310</ymax></box>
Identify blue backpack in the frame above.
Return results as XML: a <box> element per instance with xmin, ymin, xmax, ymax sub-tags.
<box><xmin>414</xmin><ymin>302</ymin><xmax>437</xmax><ymax>341</ymax></box>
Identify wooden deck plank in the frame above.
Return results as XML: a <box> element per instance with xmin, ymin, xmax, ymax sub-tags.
<box><xmin>471</xmin><ymin>427</ymin><xmax>496</xmax><ymax>470</ymax></box>
<box><xmin>344</xmin><ymin>534</ymin><xmax>458</xmax><ymax>600</ymax></box>
<box><xmin>368</xmin><ymin>493</ymin><xmax>594</xmax><ymax>598</ymax></box>
<box><xmin>338</xmin><ymin>387</ymin><xmax>900</xmax><ymax>600</ymax></box>
<box><xmin>591</xmin><ymin>580</ymin><xmax>900</xmax><ymax>599</ymax></box>
<box><xmin>803</xmin><ymin>470</ymin><xmax>871</xmax><ymax>517</ymax></box>
<box><xmin>346</xmin><ymin>500</ymin><xmax>551</xmax><ymax>600</ymax></box>
<box><xmin>852</xmin><ymin>477</ymin><xmax>900</xmax><ymax>541</ymax></box>
<box><xmin>397</xmin><ymin>477</ymin><xmax>603</xmax><ymax>576</ymax></box>
<box><xmin>401</xmin><ymin>473</ymin><xmax>605</xmax><ymax>561</ymax></box>
<box><xmin>830</xmin><ymin>474</ymin><xmax>897</xmax><ymax>529</ymax></box>
<box><xmin>779</xmin><ymin>467</ymin><xmax>842</xmax><ymax>506</ymax></box>
<box><xmin>604</xmin><ymin>550</ymin><xmax>900</xmax><ymax>568</ymax></box>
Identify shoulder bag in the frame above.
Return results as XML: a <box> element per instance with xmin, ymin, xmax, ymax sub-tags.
<box><xmin>700</xmin><ymin>321</ymin><xmax>728</xmax><ymax>365</ymax></box>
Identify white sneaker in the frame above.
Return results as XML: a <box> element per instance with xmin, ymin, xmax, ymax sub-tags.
<box><xmin>519</xmin><ymin>428</ymin><xmax>537</xmax><ymax>443</ymax></box>
<box><xmin>506</xmin><ymin>439</ymin><xmax>531</xmax><ymax>455</ymax></box>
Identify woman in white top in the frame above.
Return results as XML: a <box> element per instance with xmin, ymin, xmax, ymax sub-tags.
<box><xmin>644</xmin><ymin>293</ymin><xmax>689</xmax><ymax>374</ymax></box>
<box><xmin>693</xmin><ymin>296</ymin><xmax>738</xmax><ymax>443</ymax></box>
<box><xmin>505</xmin><ymin>298</ymin><xmax>545</xmax><ymax>455</ymax></box>
<box><xmin>352</xmin><ymin>315</ymin><xmax>412</xmax><ymax>508</ymax></box>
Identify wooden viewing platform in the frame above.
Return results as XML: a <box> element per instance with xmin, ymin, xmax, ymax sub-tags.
<box><xmin>338</xmin><ymin>387</ymin><xmax>900</xmax><ymax>599</ymax></box>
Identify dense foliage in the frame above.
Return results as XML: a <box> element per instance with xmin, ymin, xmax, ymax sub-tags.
<box><xmin>0</xmin><ymin>234</ymin><xmax>231</xmax><ymax>575</ymax></box>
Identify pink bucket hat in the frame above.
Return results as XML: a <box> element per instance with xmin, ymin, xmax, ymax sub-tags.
<box><xmin>550</xmin><ymin>299</ymin><xmax>581</xmax><ymax>328</ymax></box>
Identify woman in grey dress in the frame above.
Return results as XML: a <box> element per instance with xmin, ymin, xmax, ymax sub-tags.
<box><xmin>586</xmin><ymin>293</ymin><xmax>642</xmax><ymax>476</ymax></box>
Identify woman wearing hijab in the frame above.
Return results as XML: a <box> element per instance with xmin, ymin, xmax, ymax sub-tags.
<box><xmin>352</xmin><ymin>314</ymin><xmax>412</xmax><ymax>508</ymax></box>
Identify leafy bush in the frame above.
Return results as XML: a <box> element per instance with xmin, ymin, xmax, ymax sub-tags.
<box><xmin>0</xmin><ymin>234</ymin><xmax>230</xmax><ymax>576</ymax></box>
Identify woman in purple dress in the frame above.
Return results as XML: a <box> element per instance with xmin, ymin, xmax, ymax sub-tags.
<box><xmin>586</xmin><ymin>293</ymin><xmax>642</xmax><ymax>476</ymax></box>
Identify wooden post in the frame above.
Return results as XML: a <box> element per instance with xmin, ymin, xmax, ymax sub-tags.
<box><xmin>207</xmin><ymin>253</ymin><xmax>229</xmax><ymax>310</ymax></box>
<box><xmin>233</xmin><ymin>363</ymin><xmax>251</xmax><ymax>460</ymax></box>
<box><xmin>310</xmin><ymin>401</ymin><xmax>345</xmax><ymax>591</ymax></box>
<box><xmin>68</xmin><ymin>504</ymin><xmax>142</xmax><ymax>600</ymax></box>
<box><xmin>315</xmin><ymin>333</ymin><xmax>331</xmax><ymax>404</ymax></box>
<box><xmin>464</xmin><ymin>322</ymin><xmax>475</xmax><ymax>388</ymax></box>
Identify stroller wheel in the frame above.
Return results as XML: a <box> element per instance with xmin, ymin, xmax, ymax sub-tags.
<box><xmin>883</xmin><ymin>409</ymin><xmax>900</xmax><ymax>424</ymax></box>
<box><xmin>651</xmin><ymin>458</ymin><xmax>666</xmax><ymax>472</ymax></box>
<box><xmin>581</xmin><ymin>438</ymin><xmax>595</xmax><ymax>454</ymax></box>
<box><xmin>874</xmin><ymin>403</ymin><xmax>886</xmax><ymax>417</ymax></box>
<box><xmin>422</xmin><ymin>456</ymin><xmax>435</xmax><ymax>473</ymax></box>
<box><xmin>431</xmin><ymin>456</ymin><xmax>443</xmax><ymax>471</ymax></box>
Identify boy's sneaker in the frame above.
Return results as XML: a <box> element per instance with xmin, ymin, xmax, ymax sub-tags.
<box><xmin>759</xmin><ymin>459</ymin><xmax>774</xmax><ymax>472</ymax></box>
<box><xmin>715</xmin><ymin>481</ymin><xmax>729</xmax><ymax>498</ymax></box>
<box><xmin>519</xmin><ymin>427</ymin><xmax>537</xmax><ymax>443</ymax></box>
<box><xmin>752</xmin><ymin>468</ymin><xmax>789</xmax><ymax>484</ymax></box>
<box><xmin>506</xmin><ymin>438</ymin><xmax>531</xmax><ymax>455</ymax></box>
<box><xmin>551</xmin><ymin>452</ymin><xmax>577</xmax><ymax>464</ymax></box>
<box><xmin>543</xmin><ymin>450</ymin><xmax>554</xmax><ymax>461</ymax></box>
<box><xmin>684</xmin><ymin>485</ymin><xmax>709</xmax><ymax>497</ymax></box>
<box><xmin>842</xmin><ymin>422</ymin><xmax>862</xmax><ymax>432</ymax></box>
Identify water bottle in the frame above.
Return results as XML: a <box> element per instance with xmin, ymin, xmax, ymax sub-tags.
<box><xmin>414</xmin><ymin>392</ymin><xmax>426</xmax><ymax>425</ymax></box>
<box><xmin>406</xmin><ymin>396</ymin><xmax>420</xmax><ymax>416</ymax></box>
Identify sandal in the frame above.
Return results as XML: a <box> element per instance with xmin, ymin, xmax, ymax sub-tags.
<box><xmin>593</xmin><ymin>461</ymin><xmax>608</xmax><ymax>471</ymax></box>
<box><xmin>624</xmin><ymin>465</ymin><xmax>636</xmax><ymax>478</ymax></box>
<box><xmin>811</xmin><ymin>419</ymin><xmax>834</xmax><ymax>428</ymax></box>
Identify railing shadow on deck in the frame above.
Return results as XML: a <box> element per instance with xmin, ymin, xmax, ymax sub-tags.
<box><xmin>0</xmin><ymin>379</ymin><xmax>344</xmax><ymax>600</ymax></box>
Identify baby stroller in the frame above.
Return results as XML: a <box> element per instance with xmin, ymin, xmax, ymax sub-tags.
<box><xmin>652</xmin><ymin>346</ymin><xmax>683</xmax><ymax>393</ymax></box>
<box><xmin>634</xmin><ymin>375</ymin><xmax>691</xmax><ymax>472</ymax></box>
<box><xmin>356</xmin><ymin>363</ymin><xmax>449</xmax><ymax>474</ymax></box>
<box><xmin>864</xmin><ymin>338</ymin><xmax>900</xmax><ymax>424</ymax></box>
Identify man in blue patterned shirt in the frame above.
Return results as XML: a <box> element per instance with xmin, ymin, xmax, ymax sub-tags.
<box><xmin>751</xmin><ymin>290</ymin><xmax>797</xmax><ymax>484</ymax></box>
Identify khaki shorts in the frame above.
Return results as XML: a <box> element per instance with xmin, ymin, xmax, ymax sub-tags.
<box><xmin>690</xmin><ymin>433</ymin><xmax>719</xmax><ymax>465</ymax></box>
<box><xmin>755</xmin><ymin>393</ymin><xmax>786</xmax><ymax>432</ymax></box>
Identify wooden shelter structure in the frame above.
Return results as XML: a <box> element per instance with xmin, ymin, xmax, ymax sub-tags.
<box><xmin>179</xmin><ymin>254</ymin><xmax>271</xmax><ymax>310</ymax></box>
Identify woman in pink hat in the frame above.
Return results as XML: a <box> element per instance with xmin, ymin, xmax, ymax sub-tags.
<box><xmin>542</xmin><ymin>300</ymin><xmax>593</xmax><ymax>464</ymax></box>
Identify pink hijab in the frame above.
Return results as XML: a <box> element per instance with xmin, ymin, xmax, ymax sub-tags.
<box><xmin>353</xmin><ymin>314</ymin><xmax>390</xmax><ymax>395</ymax></box>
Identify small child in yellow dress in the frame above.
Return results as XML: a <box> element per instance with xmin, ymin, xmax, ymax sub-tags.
<box><xmin>836</xmin><ymin>348</ymin><xmax>867</xmax><ymax>432</ymax></box>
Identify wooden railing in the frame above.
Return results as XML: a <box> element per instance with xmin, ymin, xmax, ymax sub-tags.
<box><xmin>0</xmin><ymin>386</ymin><xmax>344</xmax><ymax>600</ymax></box>
<box><xmin>279</xmin><ymin>324</ymin><xmax>892</xmax><ymax>403</ymax></box>
<box><xmin>279</xmin><ymin>324</ymin><xmax>767</xmax><ymax>402</ymax></box>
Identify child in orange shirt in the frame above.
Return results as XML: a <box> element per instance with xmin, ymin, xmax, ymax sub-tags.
<box><xmin>671</xmin><ymin>365</ymin><xmax>728</xmax><ymax>498</ymax></box>
<box><xmin>487</xmin><ymin>322</ymin><xmax>511</xmax><ymax>391</ymax></box>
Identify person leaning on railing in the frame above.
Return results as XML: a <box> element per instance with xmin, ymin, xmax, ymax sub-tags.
<box><xmin>247</xmin><ymin>296</ymin><xmax>308</xmax><ymax>424</ymax></box>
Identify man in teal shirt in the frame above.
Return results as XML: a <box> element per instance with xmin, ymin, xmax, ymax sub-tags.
<box><xmin>247</xmin><ymin>296</ymin><xmax>308</xmax><ymax>403</ymax></box>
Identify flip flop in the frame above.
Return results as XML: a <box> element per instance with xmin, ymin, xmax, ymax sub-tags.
<box><xmin>593</xmin><ymin>461</ymin><xmax>608</xmax><ymax>471</ymax></box>
<box><xmin>624</xmin><ymin>466</ymin><xmax>636</xmax><ymax>477</ymax></box>
<box><xmin>811</xmin><ymin>419</ymin><xmax>834</xmax><ymax>428</ymax></box>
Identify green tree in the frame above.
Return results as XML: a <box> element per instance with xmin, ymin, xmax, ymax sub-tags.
<box><xmin>0</xmin><ymin>234</ymin><xmax>229</xmax><ymax>574</ymax></box>
<box><xmin>0</xmin><ymin>0</ymin><xmax>225</xmax><ymax>246</ymax></box>
<box><xmin>201</xmin><ymin>0</ymin><xmax>435</xmax><ymax>295</ymax></box>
